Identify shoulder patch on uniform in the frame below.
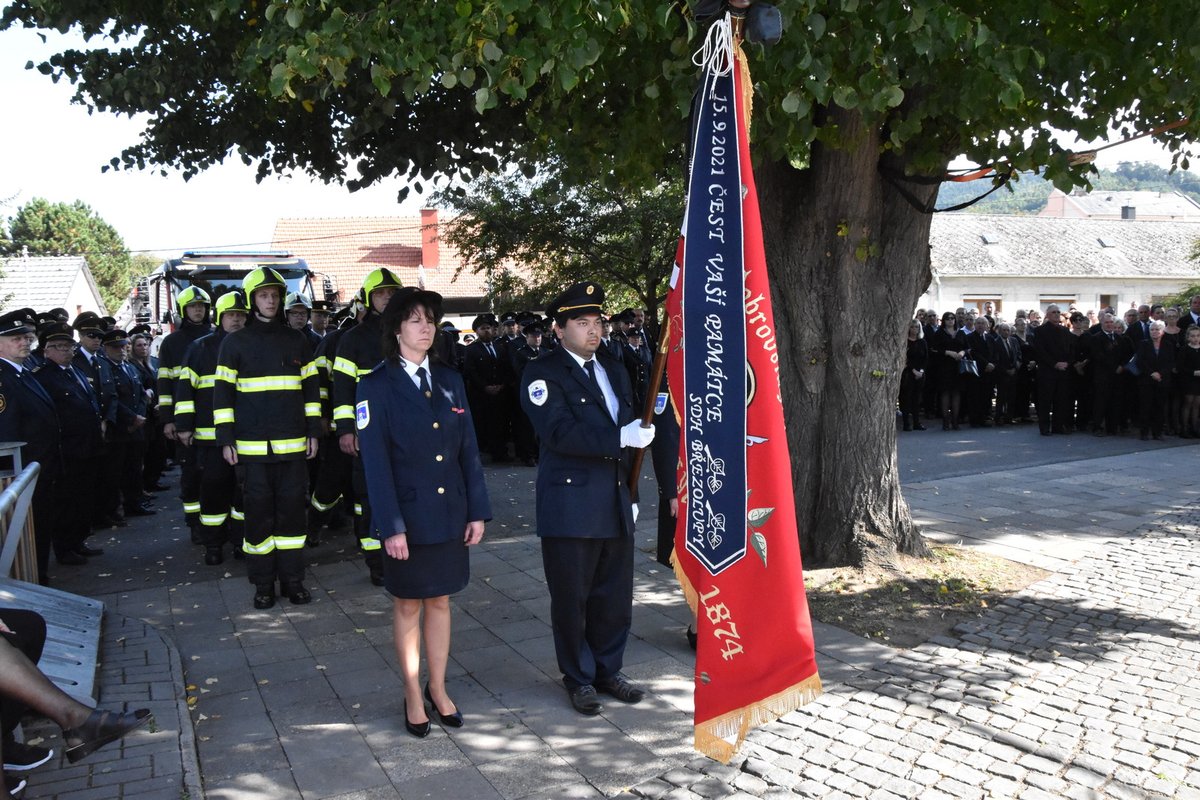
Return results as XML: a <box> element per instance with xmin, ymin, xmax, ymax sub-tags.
<box><xmin>527</xmin><ymin>379</ymin><xmax>548</xmax><ymax>407</ymax></box>
<box><xmin>355</xmin><ymin>400</ymin><xmax>370</xmax><ymax>429</ymax></box>
<box><xmin>0</xmin><ymin>394</ymin><xmax>6</xmax><ymax>414</ymax></box>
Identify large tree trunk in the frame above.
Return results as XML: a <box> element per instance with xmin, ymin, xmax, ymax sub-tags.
<box><xmin>757</xmin><ymin>108</ymin><xmax>941</xmax><ymax>568</ymax></box>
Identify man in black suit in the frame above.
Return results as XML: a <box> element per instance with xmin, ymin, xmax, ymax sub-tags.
<box><xmin>0</xmin><ymin>309</ymin><xmax>64</xmax><ymax>582</ymax></box>
<box><xmin>463</xmin><ymin>314</ymin><xmax>513</xmax><ymax>462</ymax></box>
<box><xmin>520</xmin><ymin>282</ymin><xmax>655</xmax><ymax>716</ymax></box>
<box><xmin>1089</xmin><ymin>313</ymin><xmax>1133</xmax><ymax>436</ymax></box>
<box><xmin>1179</xmin><ymin>294</ymin><xmax>1200</xmax><ymax>337</ymax></box>
<box><xmin>1031</xmin><ymin>305</ymin><xmax>1076</xmax><ymax>435</ymax></box>
<box><xmin>964</xmin><ymin>316</ymin><xmax>996</xmax><ymax>426</ymax></box>
<box><xmin>992</xmin><ymin>322</ymin><xmax>1022</xmax><ymax>424</ymax></box>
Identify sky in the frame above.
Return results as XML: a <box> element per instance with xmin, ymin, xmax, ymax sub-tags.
<box><xmin>0</xmin><ymin>24</ymin><xmax>1184</xmax><ymax>257</ymax></box>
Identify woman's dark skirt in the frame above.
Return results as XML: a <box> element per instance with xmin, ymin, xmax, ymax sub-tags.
<box><xmin>384</xmin><ymin>538</ymin><xmax>470</xmax><ymax>599</ymax></box>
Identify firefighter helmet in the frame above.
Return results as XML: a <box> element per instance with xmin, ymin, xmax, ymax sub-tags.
<box><xmin>214</xmin><ymin>290</ymin><xmax>250</xmax><ymax>325</ymax></box>
<box><xmin>360</xmin><ymin>268</ymin><xmax>403</xmax><ymax>304</ymax></box>
<box><xmin>285</xmin><ymin>292</ymin><xmax>313</xmax><ymax>311</ymax></box>
<box><xmin>242</xmin><ymin>267</ymin><xmax>287</xmax><ymax>298</ymax></box>
<box><xmin>175</xmin><ymin>286</ymin><xmax>211</xmax><ymax>314</ymax></box>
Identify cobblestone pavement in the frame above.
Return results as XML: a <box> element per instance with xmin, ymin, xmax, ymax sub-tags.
<box><xmin>15</xmin><ymin>434</ymin><xmax>1200</xmax><ymax>799</ymax></box>
<box><xmin>624</xmin><ymin>505</ymin><xmax>1200</xmax><ymax>800</ymax></box>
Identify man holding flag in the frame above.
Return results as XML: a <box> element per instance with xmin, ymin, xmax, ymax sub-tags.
<box><xmin>520</xmin><ymin>281</ymin><xmax>657</xmax><ymax>716</ymax></box>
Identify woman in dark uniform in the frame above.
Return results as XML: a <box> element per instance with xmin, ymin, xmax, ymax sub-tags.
<box><xmin>927</xmin><ymin>312</ymin><xmax>968</xmax><ymax>430</ymax></box>
<box><xmin>356</xmin><ymin>288</ymin><xmax>491</xmax><ymax>738</ymax></box>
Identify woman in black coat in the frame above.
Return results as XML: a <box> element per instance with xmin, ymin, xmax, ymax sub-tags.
<box><xmin>899</xmin><ymin>319</ymin><xmax>928</xmax><ymax>431</ymax></box>
<box><xmin>357</xmin><ymin>288</ymin><xmax>491</xmax><ymax>738</ymax></box>
<box><xmin>1134</xmin><ymin>320</ymin><xmax>1175</xmax><ymax>440</ymax></box>
<box><xmin>927</xmin><ymin>312</ymin><xmax>968</xmax><ymax>430</ymax></box>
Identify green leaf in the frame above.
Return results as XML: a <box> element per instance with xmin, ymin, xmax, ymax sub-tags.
<box><xmin>807</xmin><ymin>13</ymin><xmax>826</xmax><ymax>39</ymax></box>
<box><xmin>881</xmin><ymin>85</ymin><xmax>904</xmax><ymax>108</ymax></box>
<box><xmin>482</xmin><ymin>41</ymin><xmax>503</xmax><ymax>62</ymax></box>
<box><xmin>455</xmin><ymin>0</ymin><xmax>472</xmax><ymax>18</ymax></box>
<box><xmin>832</xmin><ymin>85</ymin><xmax>858</xmax><ymax>109</ymax></box>
<box><xmin>285</xmin><ymin>7</ymin><xmax>303</xmax><ymax>28</ymax></box>
<box><xmin>441</xmin><ymin>72</ymin><xmax>458</xmax><ymax>89</ymax></box>
<box><xmin>474</xmin><ymin>86</ymin><xmax>491</xmax><ymax>114</ymax></box>
<box><xmin>644</xmin><ymin>83</ymin><xmax>660</xmax><ymax>99</ymax></box>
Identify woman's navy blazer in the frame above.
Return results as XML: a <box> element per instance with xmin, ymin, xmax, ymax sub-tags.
<box><xmin>356</xmin><ymin>359</ymin><xmax>491</xmax><ymax>545</ymax></box>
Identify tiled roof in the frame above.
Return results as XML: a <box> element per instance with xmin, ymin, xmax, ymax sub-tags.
<box><xmin>271</xmin><ymin>212</ymin><xmax>491</xmax><ymax>303</ymax></box>
<box><xmin>930</xmin><ymin>214</ymin><xmax>1200</xmax><ymax>278</ymax></box>
<box><xmin>0</xmin><ymin>255</ymin><xmax>105</xmax><ymax>313</ymax></box>
<box><xmin>1043</xmin><ymin>189</ymin><xmax>1200</xmax><ymax>219</ymax></box>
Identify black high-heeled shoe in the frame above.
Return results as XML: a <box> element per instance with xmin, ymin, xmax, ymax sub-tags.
<box><xmin>424</xmin><ymin>683</ymin><xmax>463</xmax><ymax>728</ymax></box>
<box><xmin>404</xmin><ymin>700</ymin><xmax>431</xmax><ymax>738</ymax></box>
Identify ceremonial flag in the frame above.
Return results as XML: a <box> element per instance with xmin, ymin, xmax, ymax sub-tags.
<box><xmin>665</xmin><ymin>13</ymin><xmax>821</xmax><ymax>763</ymax></box>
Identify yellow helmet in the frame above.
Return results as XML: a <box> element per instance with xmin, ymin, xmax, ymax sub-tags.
<box><xmin>360</xmin><ymin>268</ymin><xmax>402</xmax><ymax>304</ymax></box>
<box><xmin>214</xmin><ymin>291</ymin><xmax>250</xmax><ymax>325</ymax></box>
<box><xmin>175</xmin><ymin>286</ymin><xmax>211</xmax><ymax>314</ymax></box>
<box><xmin>242</xmin><ymin>267</ymin><xmax>287</xmax><ymax>298</ymax></box>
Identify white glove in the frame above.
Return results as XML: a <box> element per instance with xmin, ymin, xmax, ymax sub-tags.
<box><xmin>620</xmin><ymin>420</ymin><xmax>656</xmax><ymax>449</ymax></box>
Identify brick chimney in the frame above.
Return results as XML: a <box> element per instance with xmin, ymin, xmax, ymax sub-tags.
<box><xmin>420</xmin><ymin>208</ymin><xmax>440</xmax><ymax>268</ymax></box>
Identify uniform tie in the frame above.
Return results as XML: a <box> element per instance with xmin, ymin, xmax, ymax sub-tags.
<box><xmin>416</xmin><ymin>366</ymin><xmax>433</xmax><ymax>404</ymax></box>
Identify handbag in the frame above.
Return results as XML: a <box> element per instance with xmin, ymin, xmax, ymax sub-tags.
<box><xmin>959</xmin><ymin>358</ymin><xmax>980</xmax><ymax>377</ymax></box>
<box><xmin>1125</xmin><ymin>355</ymin><xmax>1141</xmax><ymax>377</ymax></box>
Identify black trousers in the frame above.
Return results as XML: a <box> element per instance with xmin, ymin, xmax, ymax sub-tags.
<box><xmin>177</xmin><ymin>443</ymin><xmax>203</xmax><ymax>527</ymax></box>
<box><xmin>0</xmin><ymin>608</ymin><xmax>46</xmax><ymax>740</ymax></box>
<box><xmin>54</xmin><ymin>455</ymin><xmax>92</xmax><ymax>557</ymax></box>
<box><xmin>238</xmin><ymin>459</ymin><xmax>309</xmax><ymax>587</ymax></box>
<box><xmin>541</xmin><ymin>535</ymin><xmax>634</xmax><ymax>689</ymax></box>
<box><xmin>119</xmin><ymin>437</ymin><xmax>147</xmax><ymax>513</ymax></box>
<box><xmin>309</xmin><ymin>435</ymin><xmax>353</xmax><ymax>525</ymax></box>
<box><xmin>197</xmin><ymin>446</ymin><xmax>240</xmax><ymax>549</ymax></box>
<box><xmin>1036</xmin><ymin>368</ymin><xmax>1073</xmax><ymax>433</ymax></box>
<box><xmin>350</xmin><ymin>460</ymin><xmax>381</xmax><ymax>564</ymax></box>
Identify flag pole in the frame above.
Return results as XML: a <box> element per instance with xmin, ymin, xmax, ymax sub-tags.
<box><xmin>627</xmin><ymin>314</ymin><xmax>673</xmax><ymax>502</ymax></box>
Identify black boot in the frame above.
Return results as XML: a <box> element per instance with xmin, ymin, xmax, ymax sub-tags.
<box><xmin>366</xmin><ymin>552</ymin><xmax>385</xmax><ymax>587</ymax></box>
<box><xmin>204</xmin><ymin>547</ymin><xmax>224</xmax><ymax>566</ymax></box>
<box><xmin>253</xmin><ymin>583</ymin><xmax>276</xmax><ymax>609</ymax></box>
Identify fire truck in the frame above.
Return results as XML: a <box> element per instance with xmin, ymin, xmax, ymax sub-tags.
<box><xmin>131</xmin><ymin>251</ymin><xmax>337</xmax><ymax>329</ymax></box>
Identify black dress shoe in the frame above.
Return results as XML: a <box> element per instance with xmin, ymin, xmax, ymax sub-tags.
<box><xmin>282</xmin><ymin>583</ymin><xmax>311</xmax><ymax>605</ymax></box>
<box><xmin>56</xmin><ymin>551</ymin><xmax>88</xmax><ymax>566</ymax></box>
<box><xmin>424</xmin><ymin>683</ymin><xmax>463</xmax><ymax>728</ymax></box>
<box><xmin>595</xmin><ymin>672</ymin><xmax>645</xmax><ymax>704</ymax></box>
<box><xmin>76</xmin><ymin>543</ymin><xmax>104</xmax><ymax>557</ymax></box>
<box><xmin>404</xmin><ymin>701</ymin><xmax>431</xmax><ymax>738</ymax></box>
<box><xmin>62</xmin><ymin>707</ymin><xmax>152</xmax><ymax>764</ymax></box>
<box><xmin>566</xmin><ymin>683</ymin><xmax>602</xmax><ymax>716</ymax></box>
<box><xmin>253</xmin><ymin>585</ymin><xmax>276</xmax><ymax>610</ymax></box>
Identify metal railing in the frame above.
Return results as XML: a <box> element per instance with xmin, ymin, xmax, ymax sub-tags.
<box><xmin>0</xmin><ymin>462</ymin><xmax>41</xmax><ymax>582</ymax></box>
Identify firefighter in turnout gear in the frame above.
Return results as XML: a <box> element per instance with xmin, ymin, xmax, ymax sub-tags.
<box><xmin>174</xmin><ymin>291</ymin><xmax>250</xmax><ymax>566</ymax></box>
<box><xmin>308</xmin><ymin>291</ymin><xmax>365</xmax><ymax>546</ymax></box>
<box><xmin>214</xmin><ymin>268</ymin><xmax>323</xmax><ymax>609</ymax></box>
<box><xmin>331</xmin><ymin>268</ymin><xmax>402</xmax><ymax>585</ymax></box>
<box><xmin>158</xmin><ymin>286</ymin><xmax>213</xmax><ymax>541</ymax></box>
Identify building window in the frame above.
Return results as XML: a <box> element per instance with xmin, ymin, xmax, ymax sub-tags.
<box><xmin>1098</xmin><ymin>294</ymin><xmax>1118</xmax><ymax>312</ymax></box>
<box><xmin>1039</xmin><ymin>296</ymin><xmax>1077</xmax><ymax>312</ymax></box>
<box><xmin>963</xmin><ymin>297</ymin><xmax>1002</xmax><ymax>315</ymax></box>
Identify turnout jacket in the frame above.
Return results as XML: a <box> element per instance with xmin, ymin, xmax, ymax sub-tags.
<box><xmin>356</xmin><ymin>359</ymin><xmax>491</xmax><ymax>544</ymax></box>
<box><xmin>332</xmin><ymin>312</ymin><xmax>384</xmax><ymax>435</ymax></box>
<box><xmin>213</xmin><ymin>315</ymin><xmax>321</xmax><ymax>461</ymax></box>
<box><xmin>156</xmin><ymin>317</ymin><xmax>212</xmax><ymax>424</ymax></box>
<box><xmin>313</xmin><ymin>325</ymin><xmax>351</xmax><ymax>423</ymax></box>
<box><xmin>173</xmin><ymin>330</ymin><xmax>229</xmax><ymax>446</ymax></box>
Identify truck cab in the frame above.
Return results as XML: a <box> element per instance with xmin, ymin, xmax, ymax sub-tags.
<box><xmin>133</xmin><ymin>251</ymin><xmax>328</xmax><ymax>329</ymax></box>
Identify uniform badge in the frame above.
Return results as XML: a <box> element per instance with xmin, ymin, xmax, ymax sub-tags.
<box><xmin>355</xmin><ymin>400</ymin><xmax>370</xmax><ymax>429</ymax></box>
<box><xmin>0</xmin><ymin>394</ymin><xmax>6</xmax><ymax>414</ymax></box>
<box><xmin>654</xmin><ymin>392</ymin><xmax>668</xmax><ymax>415</ymax></box>
<box><xmin>527</xmin><ymin>379</ymin><xmax>548</xmax><ymax>407</ymax></box>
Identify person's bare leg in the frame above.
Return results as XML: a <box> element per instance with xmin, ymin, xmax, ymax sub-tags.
<box><xmin>0</xmin><ymin>637</ymin><xmax>90</xmax><ymax>731</ymax></box>
<box><xmin>422</xmin><ymin>596</ymin><xmax>455</xmax><ymax>714</ymax></box>
<box><xmin>394</xmin><ymin>598</ymin><xmax>427</xmax><ymax>724</ymax></box>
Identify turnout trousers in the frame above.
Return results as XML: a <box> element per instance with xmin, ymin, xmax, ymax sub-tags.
<box><xmin>238</xmin><ymin>459</ymin><xmax>308</xmax><ymax>588</ymax></box>
<box><xmin>197</xmin><ymin>445</ymin><xmax>242</xmax><ymax>549</ymax></box>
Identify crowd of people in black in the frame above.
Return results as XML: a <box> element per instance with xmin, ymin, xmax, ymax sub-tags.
<box><xmin>900</xmin><ymin>297</ymin><xmax>1200</xmax><ymax>440</ymax></box>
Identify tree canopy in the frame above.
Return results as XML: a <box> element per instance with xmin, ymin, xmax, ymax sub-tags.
<box><xmin>430</xmin><ymin>166</ymin><xmax>682</xmax><ymax>317</ymax></box>
<box><xmin>6</xmin><ymin>1</ymin><xmax>1198</xmax><ymax>197</ymax></box>
<box><xmin>0</xmin><ymin>197</ymin><xmax>135</xmax><ymax>311</ymax></box>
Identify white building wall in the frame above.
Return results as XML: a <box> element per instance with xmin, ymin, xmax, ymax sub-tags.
<box><xmin>917</xmin><ymin>276</ymin><xmax>1191</xmax><ymax>318</ymax></box>
<box><xmin>66</xmin><ymin>269</ymin><xmax>106</xmax><ymax>317</ymax></box>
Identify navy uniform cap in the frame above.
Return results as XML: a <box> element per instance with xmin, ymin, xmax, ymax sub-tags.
<box><xmin>522</xmin><ymin>322</ymin><xmax>544</xmax><ymax>336</ymax></box>
<box><xmin>101</xmin><ymin>329</ymin><xmax>129</xmax><ymax>347</ymax></box>
<box><xmin>0</xmin><ymin>308</ymin><xmax>37</xmax><ymax>337</ymax></box>
<box><xmin>39</xmin><ymin>322</ymin><xmax>75</xmax><ymax>348</ymax></box>
<box><xmin>72</xmin><ymin>311</ymin><xmax>104</xmax><ymax>332</ymax></box>
<box><xmin>472</xmin><ymin>313</ymin><xmax>498</xmax><ymax>330</ymax></box>
<box><xmin>500</xmin><ymin>311</ymin><xmax>518</xmax><ymax>324</ymax></box>
<box><xmin>311</xmin><ymin>300</ymin><xmax>334</xmax><ymax>312</ymax></box>
<box><xmin>549</xmin><ymin>281</ymin><xmax>604</xmax><ymax>321</ymax></box>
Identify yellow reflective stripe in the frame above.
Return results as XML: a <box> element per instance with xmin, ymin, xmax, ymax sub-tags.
<box><xmin>270</xmin><ymin>439</ymin><xmax>307</xmax><ymax>455</ymax></box>
<box><xmin>333</xmin><ymin>356</ymin><xmax>358</xmax><ymax>378</ymax></box>
<box><xmin>233</xmin><ymin>439</ymin><xmax>307</xmax><ymax>456</ymax></box>
<box><xmin>305</xmin><ymin>402</ymin><xmax>322</xmax><ymax>418</ymax></box>
<box><xmin>191</xmin><ymin>374</ymin><xmax>216</xmax><ymax>389</ymax></box>
<box><xmin>333</xmin><ymin>405</ymin><xmax>355</xmax><ymax>421</ymax></box>
<box><xmin>230</xmin><ymin>508</ymin><xmax>244</xmax><ymax>521</ymax></box>
<box><xmin>174</xmin><ymin>400</ymin><xmax>196</xmax><ymax>415</ymax></box>
<box><xmin>235</xmin><ymin>440</ymin><xmax>269</xmax><ymax>456</ymax></box>
<box><xmin>215</xmin><ymin>365</ymin><xmax>238</xmax><ymax>383</ymax></box>
<box><xmin>354</xmin><ymin>504</ymin><xmax>363</xmax><ymax>515</ymax></box>
<box><xmin>196</xmin><ymin>428</ymin><xmax>216</xmax><ymax>441</ymax></box>
<box><xmin>236</xmin><ymin>375</ymin><xmax>302</xmax><ymax>392</ymax></box>
<box><xmin>214</xmin><ymin>408</ymin><xmax>235</xmax><ymax>424</ymax></box>
<box><xmin>180</xmin><ymin>366</ymin><xmax>198</xmax><ymax>385</ymax></box>
<box><xmin>274</xmin><ymin>535</ymin><xmax>307</xmax><ymax>551</ymax></box>
<box><xmin>301</xmin><ymin>361</ymin><xmax>318</xmax><ymax>379</ymax></box>
<box><xmin>157</xmin><ymin>366</ymin><xmax>172</xmax><ymax>379</ymax></box>
<box><xmin>360</xmin><ymin>538</ymin><xmax>381</xmax><ymax>551</ymax></box>
<box><xmin>310</xmin><ymin>493</ymin><xmax>341</xmax><ymax>512</ymax></box>
<box><xmin>161</xmin><ymin>396</ymin><xmax>174</xmax><ymax>408</ymax></box>
<box><xmin>200</xmin><ymin>513</ymin><xmax>228</xmax><ymax>527</ymax></box>
<box><xmin>319</xmin><ymin>388</ymin><xmax>329</xmax><ymax>400</ymax></box>
<box><xmin>183</xmin><ymin>501</ymin><xmax>202</xmax><ymax>514</ymax></box>
<box><xmin>314</xmin><ymin>355</ymin><xmax>329</xmax><ymax>371</ymax></box>
<box><xmin>243</xmin><ymin>538</ymin><xmax>275</xmax><ymax>555</ymax></box>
